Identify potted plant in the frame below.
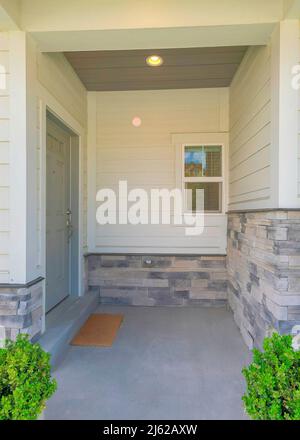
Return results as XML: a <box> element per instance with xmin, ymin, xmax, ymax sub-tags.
<box><xmin>242</xmin><ymin>332</ymin><xmax>300</xmax><ymax>420</ymax></box>
<box><xmin>0</xmin><ymin>334</ymin><xmax>57</xmax><ymax>420</ymax></box>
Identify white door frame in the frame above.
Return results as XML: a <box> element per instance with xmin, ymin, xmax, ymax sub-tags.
<box><xmin>38</xmin><ymin>85</ymin><xmax>86</xmax><ymax>332</ymax></box>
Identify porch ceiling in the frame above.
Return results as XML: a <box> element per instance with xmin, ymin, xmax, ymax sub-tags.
<box><xmin>65</xmin><ymin>46</ymin><xmax>248</xmax><ymax>91</ymax></box>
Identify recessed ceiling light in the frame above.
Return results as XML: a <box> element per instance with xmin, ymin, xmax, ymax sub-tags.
<box><xmin>146</xmin><ymin>55</ymin><xmax>163</xmax><ymax>67</ymax></box>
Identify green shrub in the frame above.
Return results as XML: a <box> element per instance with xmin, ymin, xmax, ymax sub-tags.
<box><xmin>0</xmin><ymin>334</ymin><xmax>57</xmax><ymax>420</ymax></box>
<box><xmin>242</xmin><ymin>332</ymin><xmax>300</xmax><ymax>420</ymax></box>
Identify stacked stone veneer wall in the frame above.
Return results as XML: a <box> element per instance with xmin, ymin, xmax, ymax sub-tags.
<box><xmin>87</xmin><ymin>255</ymin><xmax>227</xmax><ymax>307</ymax></box>
<box><xmin>0</xmin><ymin>279</ymin><xmax>43</xmax><ymax>347</ymax></box>
<box><xmin>228</xmin><ymin>211</ymin><xmax>300</xmax><ymax>349</ymax></box>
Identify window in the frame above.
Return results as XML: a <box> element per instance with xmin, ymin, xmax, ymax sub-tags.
<box><xmin>183</xmin><ymin>145</ymin><xmax>223</xmax><ymax>213</ymax></box>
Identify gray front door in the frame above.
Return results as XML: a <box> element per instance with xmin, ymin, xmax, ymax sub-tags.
<box><xmin>46</xmin><ymin>117</ymin><xmax>71</xmax><ymax>312</ymax></box>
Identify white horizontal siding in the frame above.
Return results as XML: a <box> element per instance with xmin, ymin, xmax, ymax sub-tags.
<box><xmin>0</xmin><ymin>254</ymin><xmax>9</xmax><ymax>271</ymax></box>
<box><xmin>0</xmin><ymin>232</ymin><xmax>9</xmax><ymax>253</ymax></box>
<box><xmin>229</xmin><ymin>45</ymin><xmax>272</xmax><ymax>209</ymax></box>
<box><xmin>0</xmin><ymin>187</ymin><xmax>9</xmax><ymax>208</ymax></box>
<box><xmin>0</xmin><ymin>271</ymin><xmax>9</xmax><ymax>283</ymax></box>
<box><xmin>0</xmin><ymin>119</ymin><xmax>9</xmax><ymax>141</ymax></box>
<box><xmin>37</xmin><ymin>52</ymin><xmax>87</xmax><ymax>128</ymax></box>
<box><xmin>0</xmin><ymin>142</ymin><xmax>9</xmax><ymax>163</ymax></box>
<box><xmin>0</xmin><ymin>41</ymin><xmax>9</xmax><ymax>98</ymax></box>
<box><xmin>0</xmin><ymin>51</ymin><xmax>9</xmax><ymax>73</ymax></box>
<box><xmin>298</xmin><ymin>30</ymin><xmax>300</xmax><ymax>198</ymax></box>
<box><xmin>0</xmin><ymin>163</ymin><xmax>9</xmax><ymax>186</ymax></box>
<box><xmin>0</xmin><ymin>96</ymin><xmax>9</xmax><ymax>118</ymax></box>
<box><xmin>91</xmin><ymin>88</ymin><xmax>228</xmax><ymax>254</ymax></box>
<box><xmin>0</xmin><ymin>210</ymin><xmax>9</xmax><ymax>231</ymax></box>
<box><xmin>298</xmin><ymin>133</ymin><xmax>300</xmax><ymax>196</ymax></box>
<box><xmin>0</xmin><ymin>33</ymin><xmax>10</xmax><ymax>283</ymax></box>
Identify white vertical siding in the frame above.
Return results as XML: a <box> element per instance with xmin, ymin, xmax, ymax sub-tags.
<box><xmin>0</xmin><ymin>33</ymin><xmax>10</xmax><ymax>283</ymax></box>
<box><xmin>90</xmin><ymin>88</ymin><xmax>229</xmax><ymax>254</ymax></box>
<box><xmin>229</xmin><ymin>45</ymin><xmax>272</xmax><ymax>209</ymax></box>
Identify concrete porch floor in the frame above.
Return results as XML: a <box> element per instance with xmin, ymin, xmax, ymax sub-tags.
<box><xmin>44</xmin><ymin>306</ymin><xmax>251</xmax><ymax>420</ymax></box>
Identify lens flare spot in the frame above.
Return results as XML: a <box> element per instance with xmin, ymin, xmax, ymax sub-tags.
<box><xmin>132</xmin><ymin>116</ymin><xmax>142</xmax><ymax>127</ymax></box>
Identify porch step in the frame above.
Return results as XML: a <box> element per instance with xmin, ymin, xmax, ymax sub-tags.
<box><xmin>39</xmin><ymin>292</ymin><xmax>99</xmax><ymax>370</ymax></box>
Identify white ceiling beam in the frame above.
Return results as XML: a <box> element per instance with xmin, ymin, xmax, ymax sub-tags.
<box><xmin>32</xmin><ymin>23</ymin><xmax>276</xmax><ymax>53</ymax></box>
<box><xmin>20</xmin><ymin>0</ymin><xmax>284</xmax><ymax>32</ymax></box>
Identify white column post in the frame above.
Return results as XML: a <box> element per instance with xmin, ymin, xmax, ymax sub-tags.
<box><xmin>87</xmin><ymin>92</ymin><xmax>97</xmax><ymax>252</ymax></box>
<box><xmin>271</xmin><ymin>19</ymin><xmax>300</xmax><ymax>208</ymax></box>
<box><xmin>8</xmin><ymin>32</ymin><xmax>39</xmax><ymax>284</ymax></box>
<box><xmin>9</xmin><ymin>31</ymin><xmax>27</xmax><ymax>283</ymax></box>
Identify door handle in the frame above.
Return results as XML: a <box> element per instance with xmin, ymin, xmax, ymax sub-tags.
<box><xmin>66</xmin><ymin>209</ymin><xmax>73</xmax><ymax>240</ymax></box>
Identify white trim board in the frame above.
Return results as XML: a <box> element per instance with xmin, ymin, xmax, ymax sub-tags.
<box><xmin>38</xmin><ymin>82</ymin><xmax>86</xmax><ymax>300</ymax></box>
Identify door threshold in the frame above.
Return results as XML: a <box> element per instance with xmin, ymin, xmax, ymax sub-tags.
<box><xmin>46</xmin><ymin>294</ymin><xmax>70</xmax><ymax>316</ymax></box>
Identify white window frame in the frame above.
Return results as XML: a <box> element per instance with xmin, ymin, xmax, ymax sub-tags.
<box><xmin>182</xmin><ymin>143</ymin><xmax>224</xmax><ymax>214</ymax></box>
<box><xmin>172</xmin><ymin>133</ymin><xmax>228</xmax><ymax>216</ymax></box>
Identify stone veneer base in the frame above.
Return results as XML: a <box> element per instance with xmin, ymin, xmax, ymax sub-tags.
<box><xmin>0</xmin><ymin>278</ymin><xmax>44</xmax><ymax>347</ymax></box>
<box><xmin>227</xmin><ymin>210</ymin><xmax>300</xmax><ymax>349</ymax></box>
<box><xmin>2</xmin><ymin>208</ymin><xmax>300</xmax><ymax>352</ymax></box>
<box><xmin>86</xmin><ymin>254</ymin><xmax>228</xmax><ymax>307</ymax></box>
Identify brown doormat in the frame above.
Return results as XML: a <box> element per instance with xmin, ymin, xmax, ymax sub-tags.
<box><xmin>71</xmin><ymin>314</ymin><xmax>123</xmax><ymax>347</ymax></box>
